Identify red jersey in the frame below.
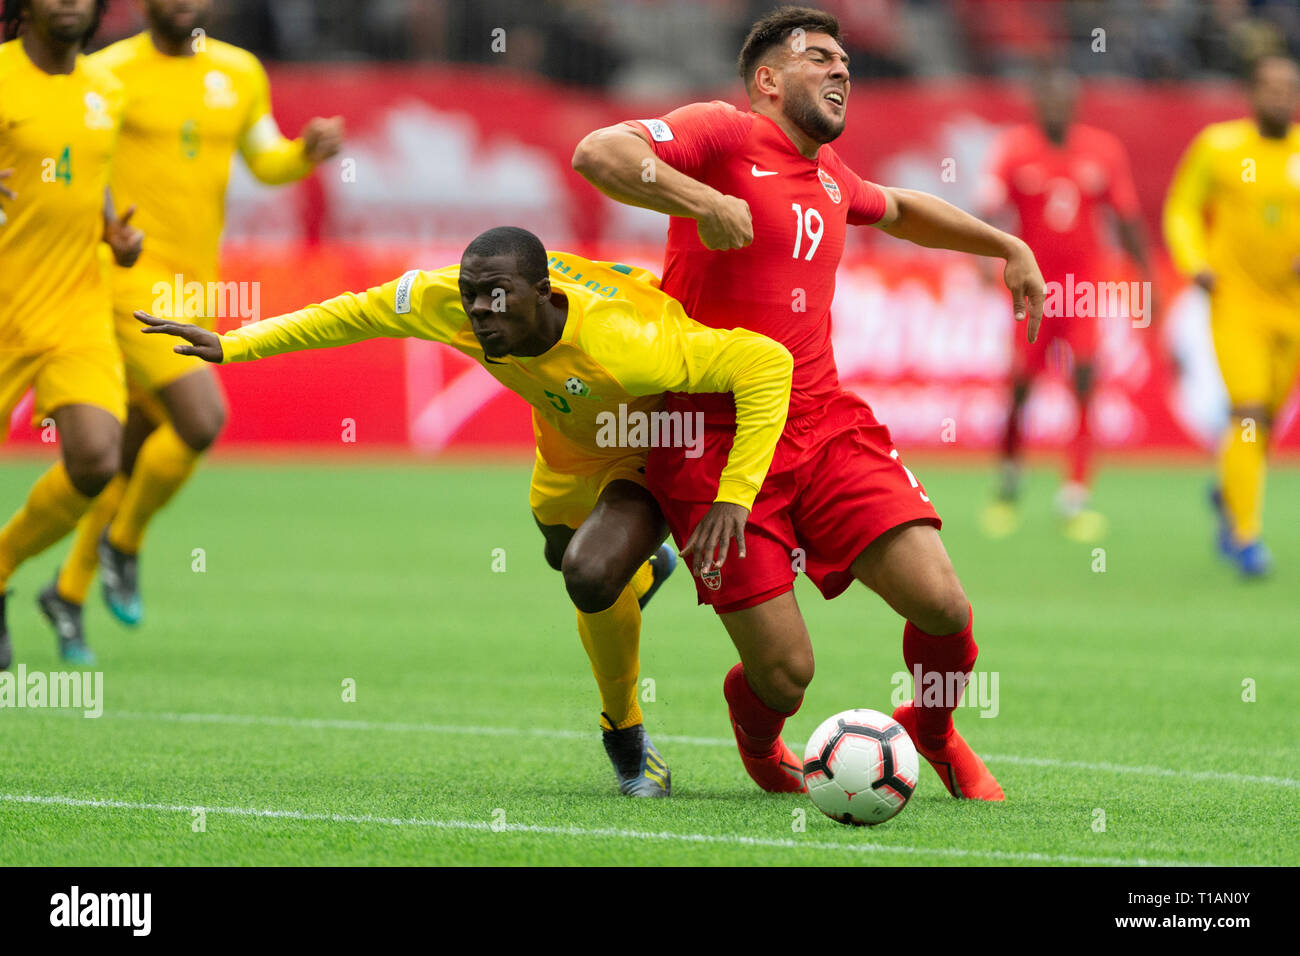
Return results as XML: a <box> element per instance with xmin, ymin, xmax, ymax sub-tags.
<box><xmin>629</xmin><ymin>101</ymin><xmax>887</xmax><ymax>419</ymax></box>
<box><xmin>980</xmin><ymin>122</ymin><xmax>1139</xmax><ymax>282</ymax></box>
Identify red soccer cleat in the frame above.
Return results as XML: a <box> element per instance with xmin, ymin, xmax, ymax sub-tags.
<box><xmin>729</xmin><ymin>718</ymin><xmax>806</xmax><ymax>793</ymax></box>
<box><xmin>892</xmin><ymin>701</ymin><xmax>1005</xmax><ymax>801</ymax></box>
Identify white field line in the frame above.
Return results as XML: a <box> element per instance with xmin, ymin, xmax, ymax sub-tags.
<box><xmin>0</xmin><ymin>793</ymin><xmax>1217</xmax><ymax>867</ymax></box>
<box><xmin>99</xmin><ymin>709</ymin><xmax>1300</xmax><ymax>790</ymax></box>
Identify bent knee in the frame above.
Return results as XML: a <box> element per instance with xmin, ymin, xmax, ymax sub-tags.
<box><xmin>749</xmin><ymin>656</ymin><xmax>814</xmax><ymax>710</ymax></box>
<box><xmin>562</xmin><ymin>552</ymin><xmax>624</xmax><ymax>614</ymax></box>
<box><xmin>912</xmin><ymin>581</ymin><xmax>971</xmax><ymax>635</ymax></box>
<box><xmin>173</xmin><ymin>403</ymin><xmax>226</xmax><ymax>452</ymax></box>
<box><xmin>64</xmin><ymin>442</ymin><xmax>121</xmax><ymax>496</ymax></box>
<box><xmin>542</xmin><ymin>540</ymin><xmax>565</xmax><ymax>572</ymax></box>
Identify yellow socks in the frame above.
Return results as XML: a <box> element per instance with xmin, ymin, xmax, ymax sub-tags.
<box><xmin>1220</xmin><ymin>418</ymin><xmax>1268</xmax><ymax>543</ymax></box>
<box><xmin>576</xmin><ymin>584</ymin><xmax>644</xmax><ymax>731</ymax></box>
<box><xmin>57</xmin><ymin>473</ymin><xmax>127</xmax><ymax>604</ymax></box>
<box><xmin>107</xmin><ymin>424</ymin><xmax>200</xmax><ymax>555</ymax></box>
<box><xmin>0</xmin><ymin>463</ymin><xmax>93</xmax><ymax>593</ymax></box>
<box><xmin>629</xmin><ymin>559</ymin><xmax>654</xmax><ymax>603</ymax></box>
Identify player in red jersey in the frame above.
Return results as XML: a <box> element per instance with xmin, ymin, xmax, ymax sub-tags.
<box><xmin>574</xmin><ymin>6</ymin><xmax>1044</xmax><ymax>800</ymax></box>
<box><xmin>978</xmin><ymin>68</ymin><xmax>1156</xmax><ymax>542</ymax></box>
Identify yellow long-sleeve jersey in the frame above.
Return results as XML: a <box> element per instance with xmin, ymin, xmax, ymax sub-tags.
<box><xmin>218</xmin><ymin>253</ymin><xmax>793</xmax><ymax>509</ymax></box>
<box><xmin>0</xmin><ymin>39</ymin><xmax>123</xmax><ymax>350</ymax></box>
<box><xmin>87</xmin><ymin>32</ymin><xmax>313</xmax><ymax>293</ymax></box>
<box><xmin>1164</xmin><ymin>118</ymin><xmax>1300</xmax><ymax>315</ymax></box>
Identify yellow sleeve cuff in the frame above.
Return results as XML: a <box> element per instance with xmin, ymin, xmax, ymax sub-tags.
<box><xmin>714</xmin><ymin>477</ymin><xmax>758</xmax><ymax>511</ymax></box>
<box><xmin>217</xmin><ymin>333</ymin><xmax>247</xmax><ymax>363</ymax></box>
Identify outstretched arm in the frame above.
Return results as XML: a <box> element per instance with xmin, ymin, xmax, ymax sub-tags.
<box><xmin>136</xmin><ymin>268</ymin><xmax>461</xmax><ymax>362</ymax></box>
<box><xmin>135</xmin><ymin>311</ymin><xmax>224</xmax><ymax>360</ymax></box>
<box><xmin>874</xmin><ymin>187</ymin><xmax>1045</xmax><ymax>342</ymax></box>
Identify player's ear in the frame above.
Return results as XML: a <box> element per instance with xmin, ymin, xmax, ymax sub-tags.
<box><xmin>754</xmin><ymin>63</ymin><xmax>780</xmax><ymax>98</ymax></box>
<box><xmin>534</xmin><ymin>276</ymin><xmax>551</xmax><ymax>300</ymax></box>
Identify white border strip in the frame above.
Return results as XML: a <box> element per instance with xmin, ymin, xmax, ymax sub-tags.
<box><xmin>0</xmin><ymin>793</ymin><xmax>1219</xmax><ymax>867</ymax></box>
<box><xmin>93</xmin><ymin>710</ymin><xmax>1300</xmax><ymax>789</ymax></box>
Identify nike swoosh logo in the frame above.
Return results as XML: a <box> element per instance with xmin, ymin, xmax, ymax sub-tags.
<box><xmin>751</xmin><ymin>164</ymin><xmax>778</xmax><ymax>177</ymax></box>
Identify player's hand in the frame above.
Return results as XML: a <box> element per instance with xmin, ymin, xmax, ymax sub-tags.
<box><xmin>134</xmin><ymin>311</ymin><xmax>224</xmax><ymax>362</ymax></box>
<box><xmin>1194</xmin><ymin>269</ymin><xmax>1216</xmax><ymax>293</ymax></box>
<box><xmin>679</xmin><ymin>501</ymin><xmax>750</xmax><ymax>576</ymax></box>
<box><xmin>1291</xmin><ymin>256</ymin><xmax>1300</xmax><ymax>280</ymax></box>
<box><xmin>1003</xmin><ymin>240</ymin><xmax>1045</xmax><ymax>343</ymax></box>
<box><xmin>105</xmin><ymin>204</ymin><xmax>143</xmax><ymax>267</ymax></box>
<box><xmin>302</xmin><ymin>116</ymin><xmax>344</xmax><ymax>164</ymax></box>
<box><xmin>697</xmin><ymin>193</ymin><xmax>753</xmax><ymax>251</ymax></box>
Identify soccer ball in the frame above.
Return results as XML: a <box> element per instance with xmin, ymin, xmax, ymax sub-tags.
<box><xmin>802</xmin><ymin>709</ymin><xmax>919</xmax><ymax>826</ymax></box>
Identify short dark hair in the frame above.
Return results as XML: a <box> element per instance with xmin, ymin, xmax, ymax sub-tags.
<box><xmin>461</xmin><ymin>226</ymin><xmax>549</xmax><ymax>285</ymax></box>
<box><xmin>738</xmin><ymin>5</ymin><xmax>842</xmax><ymax>90</ymax></box>
<box><xmin>2</xmin><ymin>0</ymin><xmax>111</xmax><ymax>42</ymax></box>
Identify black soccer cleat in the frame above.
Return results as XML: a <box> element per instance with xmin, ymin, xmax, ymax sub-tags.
<box><xmin>0</xmin><ymin>591</ymin><xmax>11</xmax><ymax>671</ymax></box>
<box><xmin>638</xmin><ymin>543</ymin><xmax>677</xmax><ymax>611</ymax></box>
<box><xmin>602</xmin><ymin>720</ymin><xmax>671</xmax><ymax>797</ymax></box>
<box><xmin>38</xmin><ymin>582</ymin><xmax>96</xmax><ymax>666</ymax></box>
<box><xmin>97</xmin><ymin>530</ymin><xmax>143</xmax><ymax>626</ymax></box>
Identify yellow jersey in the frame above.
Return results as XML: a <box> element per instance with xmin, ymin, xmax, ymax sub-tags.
<box><xmin>0</xmin><ymin>38</ymin><xmax>123</xmax><ymax>351</ymax></box>
<box><xmin>87</xmin><ymin>32</ymin><xmax>313</xmax><ymax>295</ymax></box>
<box><xmin>218</xmin><ymin>253</ymin><xmax>794</xmax><ymax>509</ymax></box>
<box><xmin>1164</xmin><ymin>118</ymin><xmax>1300</xmax><ymax>314</ymax></box>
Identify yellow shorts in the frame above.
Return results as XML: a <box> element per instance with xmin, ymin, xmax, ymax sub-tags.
<box><xmin>115</xmin><ymin>293</ymin><xmax>214</xmax><ymax>394</ymax></box>
<box><xmin>0</xmin><ymin>340</ymin><xmax>126</xmax><ymax>442</ymax></box>
<box><xmin>529</xmin><ymin>451</ymin><xmax>649</xmax><ymax>530</ymax></box>
<box><xmin>1210</xmin><ymin>299</ymin><xmax>1300</xmax><ymax>413</ymax></box>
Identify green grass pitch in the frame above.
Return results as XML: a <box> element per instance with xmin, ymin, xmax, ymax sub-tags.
<box><xmin>1</xmin><ymin>456</ymin><xmax>1296</xmax><ymax>866</ymax></box>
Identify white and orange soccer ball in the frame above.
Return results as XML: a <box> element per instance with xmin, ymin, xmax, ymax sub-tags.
<box><xmin>802</xmin><ymin>709</ymin><xmax>920</xmax><ymax>826</ymax></box>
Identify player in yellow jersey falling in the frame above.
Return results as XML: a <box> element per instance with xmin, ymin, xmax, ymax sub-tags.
<box><xmin>0</xmin><ymin>0</ymin><xmax>144</xmax><ymax>668</ymax></box>
<box><xmin>136</xmin><ymin>227</ymin><xmax>793</xmax><ymax>797</ymax></box>
<box><xmin>1164</xmin><ymin>55</ymin><xmax>1300</xmax><ymax>577</ymax></box>
<box><xmin>36</xmin><ymin>0</ymin><xmax>344</xmax><ymax>650</ymax></box>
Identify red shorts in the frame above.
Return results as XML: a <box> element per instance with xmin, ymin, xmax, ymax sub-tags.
<box><xmin>646</xmin><ymin>389</ymin><xmax>941</xmax><ymax>613</ymax></box>
<box><xmin>1016</xmin><ymin>265</ymin><xmax>1112</xmax><ymax>378</ymax></box>
<box><xmin>1014</xmin><ymin>313</ymin><xmax>1097</xmax><ymax>378</ymax></box>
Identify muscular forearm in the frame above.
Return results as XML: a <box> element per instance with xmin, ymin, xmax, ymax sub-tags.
<box><xmin>572</xmin><ymin>126</ymin><xmax>717</xmax><ymax>219</ymax></box>
<box><xmin>880</xmin><ymin>187</ymin><xmax>1025</xmax><ymax>258</ymax></box>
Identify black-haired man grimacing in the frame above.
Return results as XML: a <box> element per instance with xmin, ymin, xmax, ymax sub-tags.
<box><xmin>575</xmin><ymin>5</ymin><xmax>1046</xmax><ymax>799</ymax></box>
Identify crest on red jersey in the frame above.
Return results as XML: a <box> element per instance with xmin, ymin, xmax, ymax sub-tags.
<box><xmin>818</xmin><ymin>168</ymin><xmax>842</xmax><ymax>204</ymax></box>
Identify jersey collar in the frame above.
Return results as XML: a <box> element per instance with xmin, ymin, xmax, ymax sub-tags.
<box><xmin>752</xmin><ymin>110</ymin><xmax>823</xmax><ymax>166</ymax></box>
<box><xmin>14</xmin><ymin>36</ymin><xmax>83</xmax><ymax>78</ymax></box>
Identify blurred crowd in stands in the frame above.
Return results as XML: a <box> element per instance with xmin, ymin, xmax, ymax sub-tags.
<box><xmin>94</xmin><ymin>0</ymin><xmax>1300</xmax><ymax>90</ymax></box>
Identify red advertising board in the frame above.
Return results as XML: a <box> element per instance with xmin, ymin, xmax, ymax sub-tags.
<box><xmin>5</xmin><ymin>69</ymin><xmax>1295</xmax><ymax>453</ymax></box>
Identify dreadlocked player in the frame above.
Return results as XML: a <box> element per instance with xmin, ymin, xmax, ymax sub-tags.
<box><xmin>0</xmin><ymin>0</ymin><xmax>143</xmax><ymax>667</ymax></box>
